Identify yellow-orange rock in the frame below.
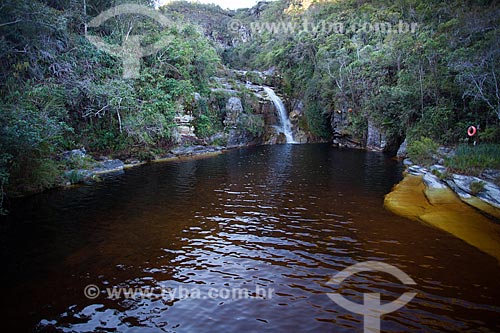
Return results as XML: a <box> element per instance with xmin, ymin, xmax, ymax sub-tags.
<box><xmin>385</xmin><ymin>174</ymin><xmax>500</xmax><ymax>262</ymax></box>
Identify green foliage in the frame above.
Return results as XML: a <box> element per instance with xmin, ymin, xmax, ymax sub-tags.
<box><xmin>193</xmin><ymin>97</ymin><xmax>223</xmax><ymax>138</ymax></box>
<box><xmin>0</xmin><ymin>154</ymin><xmax>11</xmax><ymax>215</ymax></box>
<box><xmin>470</xmin><ymin>181</ymin><xmax>486</xmax><ymax>196</ymax></box>
<box><xmin>226</xmin><ymin>0</ymin><xmax>499</xmax><ymax>148</ymax></box>
<box><xmin>14</xmin><ymin>158</ymin><xmax>63</xmax><ymax>195</ymax></box>
<box><xmin>431</xmin><ymin>168</ymin><xmax>450</xmax><ymax>181</ymax></box>
<box><xmin>79</xmin><ymin>123</ymin><xmax>131</xmax><ymax>153</ymax></box>
<box><xmin>446</xmin><ymin>144</ymin><xmax>500</xmax><ymax>174</ymax></box>
<box><xmin>0</xmin><ymin>0</ymin><xmax>225</xmax><ymax>202</ymax></box>
<box><xmin>479</xmin><ymin>126</ymin><xmax>500</xmax><ymax>143</ymax></box>
<box><xmin>238</xmin><ymin>113</ymin><xmax>265</xmax><ymax>138</ymax></box>
<box><xmin>347</xmin><ymin>111</ymin><xmax>368</xmax><ymax>142</ymax></box>
<box><xmin>304</xmin><ymin>101</ymin><xmax>331</xmax><ymax>138</ymax></box>
<box><xmin>64</xmin><ymin>155</ymin><xmax>95</xmax><ymax>170</ymax></box>
<box><xmin>407</xmin><ymin>137</ymin><xmax>439</xmax><ymax>165</ymax></box>
<box><xmin>1</xmin><ymin>0</ymin><xmax>499</xmax><ymax>203</ymax></box>
<box><xmin>194</xmin><ymin>115</ymin><xmax>215</xmax><ymax>138</ymax></box>
<box><xmin>0</xmin><ymin>82</ymin><xmax>72</xmax><ymax>195</ymax></box>
<box><xmin>65</xmin><ymin>170</ymin><xmax>87</xmax><ymax>185</ymax></box>
<box><xmin>244</xmin><ymin>72</ymin><xmax>265</xmax><ymax>85</ymax></box>
<box><xmin>409</xmin><ymin>106</ymin><xmax>460</xmax><ymax>144</ymax></box>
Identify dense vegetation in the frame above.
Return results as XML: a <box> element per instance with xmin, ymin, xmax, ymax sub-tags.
<box><xmin>1</xmin><ymin>0</ymin><xmax>499</xmax><ymax>213</ymax></box>
<box><xmin>227</xmin><ymin>0</ymin><xmax>500</xmax><ymax>143</ymax></box>
<box><xmin>0</xmin><ymin>0</ymin><xmax>222</xmax><ymax>206</ymax></box>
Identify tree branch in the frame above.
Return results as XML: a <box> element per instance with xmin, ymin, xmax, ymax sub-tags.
<box><xmin>0</xmin><ymin>19</ymin><xmax>22</xmax><ymax>28</ymax></box>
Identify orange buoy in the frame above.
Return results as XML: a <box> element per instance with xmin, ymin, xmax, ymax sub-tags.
<box><xmin>467</xmin><ymin>126</ymin><xmax>477</xmax><ymax>137</ymax></box>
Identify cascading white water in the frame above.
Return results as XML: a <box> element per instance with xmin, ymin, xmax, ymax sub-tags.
<box><xmin>263</xmin><ymin>87</ymin><xmax>296</xmax><ymax>144</ymax></box>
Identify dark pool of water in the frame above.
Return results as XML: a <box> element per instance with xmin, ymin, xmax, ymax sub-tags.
<box><xmin>1</xmin><ymin>144</ymin><xmax>500</xmax><ymax>332</ymax></box>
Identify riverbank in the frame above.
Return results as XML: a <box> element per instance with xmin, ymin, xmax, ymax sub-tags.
<box><xmin>385</xmin><ymin>159</ymin><xmax>500</xmax><ymax>262</ymax></box>
<box><xmin>60</xmin><ymin>145</ymin><xmax>228</xmax><ymax>187</ymax></box>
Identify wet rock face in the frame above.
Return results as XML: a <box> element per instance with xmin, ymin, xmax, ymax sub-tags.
<box><xmin>366</xmin><ymin>119</ymin><xmax>387</xmax><ymax>151</ymax></box>
<box><xmin>227</xmin><ymin>129</ymin><xmax>255</xmax><ymax>148</ymax></box>
<box><xmin>366</xmin><ymin>119</ymin><xmax>402</xmax><ymax>155</ymax></box>
<box><xmin>224</xmin><ymin>97</ymin><xmax>244</xmax><ymax>128</ymax></box>
<box><xmin>276</xmin><ymin>133</ymin><xmax>287</xmax><ymax>144</ymax></box>
<box><xmin>397</xmin><ymin>139</ymin><xmax>408</xmax><ymax>159</ymax></box>
<box><xmin>288</xmin><ymin>100</ymin><xmax>312</xmax><ymax>144</ymax></box>
<box><xmin>330</xmin><ymin>109</ymin><xmax>349</xmax><ymax>138</ymax></box>
<box><xmin>174</xmin><ymin>113</ymin><xmax>197</xmax><ymax>144</ymax></box>
<box><xmin>328</xmin><ymin>110</ymin><xmax>364</xmax><ymax>149</ymax></box>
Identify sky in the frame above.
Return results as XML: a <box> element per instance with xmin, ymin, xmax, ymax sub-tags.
<box><xmin>158</xmin><ymin>0</ymin><xmax>265</xmax><ymax>10</ymax></box>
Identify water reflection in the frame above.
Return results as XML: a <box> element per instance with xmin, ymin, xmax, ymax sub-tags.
<box><xmin>1</xmin><ymin>144</ymin><xmax>499</xmax><ymax>332</ymax></box>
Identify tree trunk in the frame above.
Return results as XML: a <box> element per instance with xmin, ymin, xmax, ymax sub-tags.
<box><xmin>83</xmin><ymin>0</ymin><xmax>87</xmax><ymax>36</ymax></box>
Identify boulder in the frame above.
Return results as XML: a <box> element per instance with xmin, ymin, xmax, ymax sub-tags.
<box><xmin>177</xmin><ymin>125</ymin><xmax>196</xmax><ymax>137</ymax></box>
<box><xmin>62</xmin><ymin>148</ymin><xmax>86</xmax><ymax>161</ymax></box>
<box><xmin>93</xmin><ymin>160</ymin><xmax>125</xmax><ymax>174</ymax></box>
<box><xmin>444</xmin><ymin>178</ymin><xmax>472</xmax><ymax>199</ymax></box>
<box><xmin>448</xmin><ymin>174</ymin><xmax>500</xmax><ymax>209</ymax></box>
<box><xmin>175</xmin><ymin>115</ymin><xmax>195</xmax><ymax>124</ymax></box>
<box><xmin>224</xmin><ymin>97</ymin><xmax>243</xmax><ymax>128</ymax></box>
<box><xmin>397</xmin><ymin>139</ymin><xmax>408</xmax><ymax>159</ymax></box>
<box><xmin>403</xmin><ymin>159</ymin><xmax>414</xmax><ymax>166</ymax></box>
<box><xmin>481</xmin><ymin>169</ymin><xmax>500</xmax><ymax>184</ymax></box>
<box><xmin>171</xmin><ymin>145</ymin><xmax>223</xmax><ymax>157</ymax></box>
<box><xmin>407</xmin><ymin>165</ymin><xmax>427</xmax><ymax>176</ymax></box>
<box><xmin>423</xmin><ymin>172</ymin><xmax>447</xmax><ymax>189</ymax></box>
<box><xmin>430</xmin><ymin>165</ymin><xmax>447</xmax><ymax>174</ymax></box>
<box><xmin>227</xmin><ymin>129</ymin><xmax>254</xmax><ymax>148</ymax></box>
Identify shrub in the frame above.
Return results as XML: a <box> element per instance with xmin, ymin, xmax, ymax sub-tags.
<box><xmin>12</xmin><ymin>158</ymin><xmax>63</xmax><ymax>195</ymax></box>
<box><xmin>194</xmin><ymin>114</ymin><xmax>217</xmax><ymax>138</ymax></box>
<box><xmin>407</xmin><ymin>137</ymin><xmax>439</xmax><ymax>165</ymax></box>
<box><xmin>409</xmin><ymin>106</ymin><xmax>458</xmax><ymax>144</ymax></box>
<box><xmin>470</xmin><ymin>181</ymin><xmax>486</xmax><ymax>195</ymax></box>
<box><xmin>238</xmin><ymin>113</ymin><xmax>265</xmax><ymax>137</ymax></box>
<box><xmin>194</xmin><ymin>98</ymin><xmax>223</xmax><ymax>139</ymax></box>
<box><xmin>64</xmin><ymin>155</ymin><xmax>95</xmax><ymax>170</ymax></box>
<box><xmin>431</xmin><ymin>168</ymin><xmax>450</xmax><ymax>180</ymax></box>
<box><xmin>479</xmin><ymin>126</ymin><xmax>500</xmax><ymax>143</ymax></box>
<box><xmin>0</xmin><ymin>86</ymin><xmax>71</xmax><ymax>196</ymax></box>
<box><xmin>65</xmin><ymin>170</ymin><xmax>86</xmax><ymax>185</ymax></box>
<box><xmin>304</xmin><ymin>101</ymin><xmax>331</xmax><ymax>139</ymax></box>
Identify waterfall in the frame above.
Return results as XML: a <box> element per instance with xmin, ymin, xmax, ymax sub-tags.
<box><xmin>263</xmin><ymin>87</ymin><xmax>296</xmax><ymax>144</ymax></box>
